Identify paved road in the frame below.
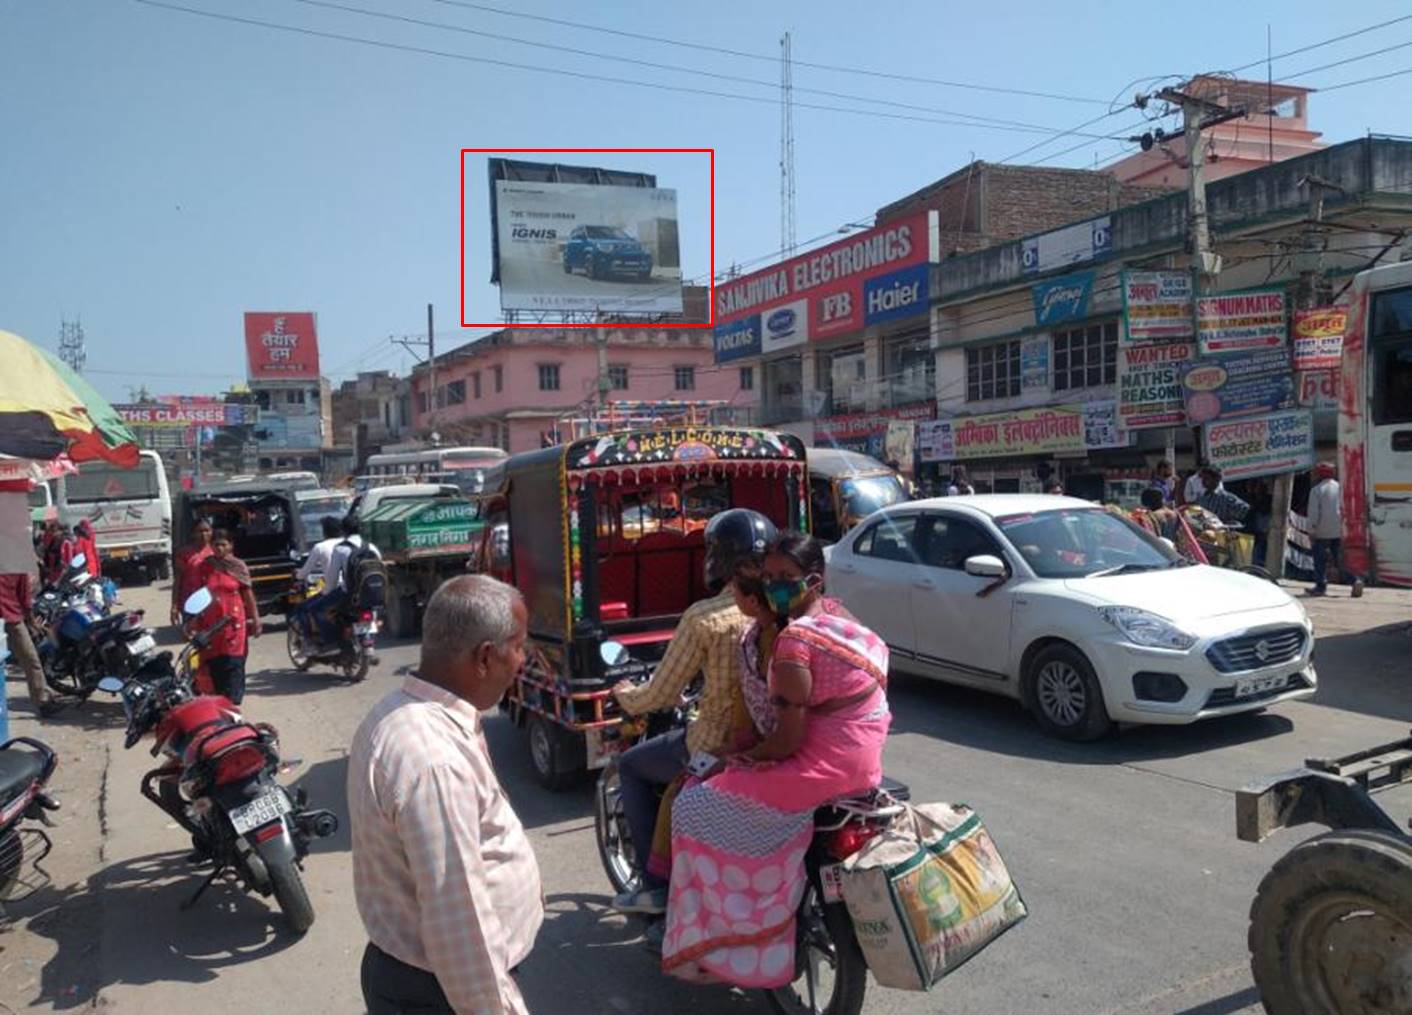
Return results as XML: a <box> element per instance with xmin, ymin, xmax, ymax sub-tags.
<box><xmin>2</xmin><ymin>579</ymin><xmax>1409</xmax><ymax>1013</ymax></box>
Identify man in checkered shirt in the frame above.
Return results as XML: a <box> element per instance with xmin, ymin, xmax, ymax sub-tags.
<box><xmin>350</xmin><ymin>575</ymin><xmax>542</xmax><ymax>1014</ymax></box>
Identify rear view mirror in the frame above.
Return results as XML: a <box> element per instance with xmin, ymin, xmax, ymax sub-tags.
<box><xmin>70</xmin><ymin>553</ymin><xmax>87</xmax><ymax>570</ymax></box>
<box><xmin>600</xmin><ymin>640</ymin><xmax>630</xmax><ymax>668</ymax></box>
<box><xmin>964</xmin><ymin>554</ymin><xmax>1007</xmax><ymax>579</ymax></box>
<box><xmin>96</xmin><ymin>676</ymin><xmax>125</xmax><ymax>694</ymax></box>
<box><xmin>183</xmin><ymin>587</ymin><xmax>214</xmax><ymax>616</ymax></box>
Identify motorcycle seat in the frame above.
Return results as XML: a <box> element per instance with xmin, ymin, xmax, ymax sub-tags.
<box><xmin>0</xmin><ymin>747</ymin><xmax>45</xmax><ymax>804</ymax></box>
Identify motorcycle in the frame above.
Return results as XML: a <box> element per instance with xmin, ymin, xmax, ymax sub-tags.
<box><xmin>592</xmin><ymin>643</ymin><xmax>907</xmax><ymax>1015</ymax></box>
<box><xmin>285</xmin><ymin>578</ymin><xmax>378</xmax><ymax>682</ymax></box>
<box><xmin>33</xmin><ymin>554</ymin><xmax>154</xmax><ymax>703</ymax></box>
<box><xmin>0</xmin><ymin>737</ymin><xmax>60</xmax><ymax>906</ymax></box>
<box><xmin>96</xmin><ymin>587</ymin><xmax>339</xmax><ymax>934</ymax></box>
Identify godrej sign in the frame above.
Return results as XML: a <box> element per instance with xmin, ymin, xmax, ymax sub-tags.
<box><xmin>244</xmin><ymin>312</ymin><xmax>321</xmax><ymax>381</ymax></box>
<box><xmin>713</xmin><ymin>211</ymin><xmax>937</xmax><ymax>362</ymax></box>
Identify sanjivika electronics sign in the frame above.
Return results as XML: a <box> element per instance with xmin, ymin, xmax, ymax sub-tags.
<box><xmin>244</xmin><ymin>312</ymin><xmax>321</xmax><ymax>381</ymax></box>
<box><xmin>712</xmin><ymin>211</ymin><xmax>939</xmax><ymax>363</ymax></box>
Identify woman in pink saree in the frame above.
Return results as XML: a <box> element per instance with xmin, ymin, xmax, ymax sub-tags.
<box><xmin>661</xmin><ymin>531</ymin><xmax>890</xmax><ymax>987</ymax></box>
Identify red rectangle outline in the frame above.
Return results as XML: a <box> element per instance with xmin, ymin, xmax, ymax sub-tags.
<box><xmin>461</xmin><ymin>148</ymin><xmax>714</xmax><ymax>330</ymax></box>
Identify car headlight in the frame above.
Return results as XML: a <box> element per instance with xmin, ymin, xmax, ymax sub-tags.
<box><xmin>1099</xmin><ymin>606</ymin><xmax>1197</xmax><ymax>651</ymax></box>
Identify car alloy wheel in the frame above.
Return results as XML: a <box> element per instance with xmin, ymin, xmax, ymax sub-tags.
<box><xmin>1036</xmin><ymin>659</ymin><xmax>1087</xmax><ymax>728</ymax></box>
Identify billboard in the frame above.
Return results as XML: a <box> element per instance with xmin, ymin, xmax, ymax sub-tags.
<box><xmin>1117</xmin><ymin>340</ymin><xmax>1195</xmax><ymax>429</ymax></box>
<box><xmin>1122</xmin><ymin>270</ymin><xmax>1194</xmax><ymax>343</ymax></box>
<box><xmin>114</xmin><ymin>403</ymin><xmax>251</xmax><ymax>428</ymax></box>
<box><xmin>492</xmin><ymin>179</ymin><xmax>682</xmax><ymax>315</ymax></box>
<box><xmin>713</xmin><ymin>211</ymin><xmax>936</xmax><ymax>362</ymax></box>
<box><xmin>244</xmin><ymin>312</ymin><xmax>320</xmax><ymax>381</ymax></box>
<box><xmin>1203</xmin><ymin>410</ymin><xmax>1315</xmax><ymax>481</ymax></box>
<box><xmin>1292</xmin><ymin>306</ymin><xmax>1347</xmax><ymax>371</ymax></box>
<box><xmin>1179</xmin><ymin>347</ymin><xmax>1294</xmax><ymax>425</ymax></box>
<box><xmin>1195</xmin><ymin>288</ymin><xmax>1287</xmax><ymax>356</ymax></box>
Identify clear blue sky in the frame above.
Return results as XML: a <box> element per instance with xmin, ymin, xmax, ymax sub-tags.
<box><xmin>3</xmin><ymin>0</ymin><xmax>1409</xmax><ymax>403</ymax></box>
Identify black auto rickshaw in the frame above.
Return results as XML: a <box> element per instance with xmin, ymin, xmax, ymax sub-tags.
<box><xmin>471</xmin><ymin>426</ymin><xmax>810</xmax><ymax>789</ymax></box>
<box><xmin>806</xmin><ymin>446</ymin><xmax>912</xmax><ymax>543</ymax></box>
<box><xmin>174</xmin><ymin>481</ymin><xmax>310</xmax><ymax>615</ymax></box>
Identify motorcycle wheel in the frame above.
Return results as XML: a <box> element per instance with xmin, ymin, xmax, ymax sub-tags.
<box><xmin>285</xmin><ymin>623</ymin><xmax>312</xmax><ymax>672</ymax></box>
<box><xmin>765</xmin><ymin>882</ymin><xmax>868</xmax><ymax>1015</ymax></box>
<box><xmin>344</xmin><ymin>645</ymin><xmax>370</xmax><ymax>683</ymax></box>
<box><xmin>268</xmin><ymin>856</ymin><xmax>316</xmax><ymax>935</ymax></box>
<box><xmin>594</xmin><ymin>760</ymin><xmax>639</xmax><ymax>895</ymax></box>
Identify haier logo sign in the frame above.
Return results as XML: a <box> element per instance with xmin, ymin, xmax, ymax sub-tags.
<box><xmin>713</xmin><ymin>315</ymin><xmax>762</xmax><ymax>363</ymax></box>
<box><xmin>763</xmin><ymin>299</ymin><xmax>808</xmax><ymax>351</ymax></box>
<box><xmin>863</xmin><ymin>264</ymin><xmax>929</xmax><ymax>326</ymax></box>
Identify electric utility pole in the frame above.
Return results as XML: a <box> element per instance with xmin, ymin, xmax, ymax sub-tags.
<box><xmin>391</xmin><ymin>303</ymin><xmax>437</xmax><ymax>438</ymax></box>
<box><xmin>57</xmin><ymin>318</ymin><xmax>86</xmax><ymax>374</ymax></box>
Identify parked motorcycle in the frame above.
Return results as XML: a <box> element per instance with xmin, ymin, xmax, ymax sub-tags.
<box><xmin>592</xmin><ymin>642</ymin><xmax>907</xmax><ymax>1015</ymax></box>
<box><xmin>285</xmin><ymin>579</ymin><xmax>378</xmax><ymax>681</ymax></box>
<box><xmin>32</xmin><ymin>554</ymin><xmax>153</xmax><ymax>703</ymax></box>
<box><xmin>97</xmin><ymin>588</ymin><xmax>339</xmax><ymax>934</ymax></box>
<box><xmin>0</xmin><ymin>737</ymin><xmax>60</xmax><ymax>906</ymax></box>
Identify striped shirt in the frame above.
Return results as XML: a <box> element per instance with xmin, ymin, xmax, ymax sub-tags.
<box><xmin>614</xmin><ymin>592</ymin><xmax>747</xmax><ymax>755</ymax></box>
<box><xmin>349</xmin><ymin>676</ymin><xmax>542</xmax><ymax>1014</ymax></box>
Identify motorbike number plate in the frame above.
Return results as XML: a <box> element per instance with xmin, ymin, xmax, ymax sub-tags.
<box><xmin>127</xmin><ymin>634</ymin><xmax>156</xmax><ymax>656</ymax></box>
<box><xmin>229</xmin><ymin>789</ymin><xmax>292</xmax><ymax>835</ymax></box>
<box><xmin>353</xmin><ymin>622</ymin><xmax>376</xmax><ymax>636</ymax></box>
<box><xmin>819</xmin><ymin>862</ymin><xmax>845</xmax><ymax>904</ymax></box>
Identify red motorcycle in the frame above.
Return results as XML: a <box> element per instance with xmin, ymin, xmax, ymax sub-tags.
<box><xmin>0</xmin><ymin>737</ymin><xmax>60</xmax><ymax>905</ymax></box>
<box><xmin>98</xmin><ymin>588</ymin><xmax>338</xmax><ymax>934</ymax></box>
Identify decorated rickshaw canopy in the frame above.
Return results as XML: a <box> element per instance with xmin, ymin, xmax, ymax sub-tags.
<box><xmin>562</xmin><ymin>427</ymin><xmax>807</xmax><ymax>486</ymax></box>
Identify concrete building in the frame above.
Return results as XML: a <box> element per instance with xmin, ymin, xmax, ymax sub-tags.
<box><xmin>248</xmin><ymin>377</ymin><xmax>332</xmax><ymax>472</ymax></box>
<box><xmin>410</xmin><ymin>321</ymin><xmax>753</xmax><ymax>454</ymax></box>
<box><xmin>1108</xmin><ymin>76</ymin><xmax>1324</xmax><ymax>188</ymax></box>
<box><xmin>330</xmin><ymin>370</ymin><xmax>411</xmax><ymax>468</ymax></box>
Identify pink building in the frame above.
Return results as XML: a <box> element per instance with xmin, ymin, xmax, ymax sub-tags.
<box><xmin>1108</xmin><ymin>76</ymin><xmax>1323</xmax><ymax>188</ymax></box>
<box><xmin>410</xmin><ymin>325</ymin><xmax>757</xmax><ymax>453</ymax></box>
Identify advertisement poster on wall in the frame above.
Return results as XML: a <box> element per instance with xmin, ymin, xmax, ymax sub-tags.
<box><xmin>915</xmin><ymin>419</ymin><xmax>954</xmax><ymax>462</ymax></box>
<box><xmin>713</xmin><ymin>211</ymin><xmax>937</xmax><ymax>357</ymax></box>
<box><xmin>244</xmin><ymin>312</ymin><xmax>320</xmax><ymax>381</ymax></box>
<box><xmin>114</xmin><ymin>403</ymin><xmax>250</xmax><ymax>428</ymax></box>
<box><xmin>1179</xmin><ymin>348</ymin><xmax>1295</xmax><ymax>425</ymax></box>
<box><xmin>1021</xmin><ymin>216</ymin><xmax>1110</xmax><ymax>276</ymax></box>
<box><xmin>1195</xmin><ymin>288</ymin><xmax>1288</xmax><ymax>356</ymax></box>
<box><xmin>815</xmin><ymin>404</ymin><xmax>935</xmax><ymax>444</ymax></box>
<box><xmin>916</xmin><ymin>405</ymin><xmax>1087</xmax><ymax>461</ymax></box>
<box><xmin>1032</xmin><ymin>271</ymin><xmax>1094</xmax><ymax>328</ymax></box>
<box><xmin>1203</xmin><ymin>409</ymin><xmax>1315</xmax><ymax>480</ymax></box>
<box><xmin>1291</xmin><ymin>306</ymin><xmax>1347</xmax><ymax>371</ymax></box>
<box><xmin>1021</xmin><ymin>335</ymin><xmax>1050</xmax><ymax>390</ymax></box>
<box><xmin>884</xmin><ymin>421</ymin><xmax>915</xmax><ymax>468</ymax></box>
<box><xmin>1082</xmin><ymin>399</ymin><xmax>1126</xmax><ymax>450</ymax></box>
<box><xmin>492</xmin><ymin>180</ymin><xmax>682</xmax><ymax>315</ymax></box>
<box><xmin>1297</xmin><ymin>370</ymin><xmax>1340</xmax><ymax>413</ymax></box>
<box><xmin>1121</xmin><ymin>270</ymin><xmax>1194</xmax><ymax>343</ymax></box>
<box><xmin>712</xmin><ymin>315</ymin><xmax>761</xmax><ymax>363</ymax></box>
<box><xmin>1117</xmin><ymin>341</ymin><xmax>1194</xmax><ymax>429</ymax></box>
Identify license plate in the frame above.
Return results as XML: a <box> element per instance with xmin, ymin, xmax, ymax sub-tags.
<box><xmin>228</xmin><ymin>789</ymin><xmax>291</xmax><ymax>835</ymax></box>
<box><xmin>353</xmin><ymin>622</ymin><xmax>377</xmax><ymax>636</ymax></box>
<box><xmin>107</xmin><ymin>548</ymin><xmax>130</xmax><ymax>559</ymax></box>
<box><xmin>127</xmin><ymin>634</ymin><xmax>156</xmax><ymax>656</ymax></box>
<box><xmin>819</xmin><ymin>862</ymin><xmax>845</xmax><ymax>903</ymax></box>
<box><xmin>1234</xmin><ymin>673</ymin><xmax>1289</xmax><ymax>699</ymax></box>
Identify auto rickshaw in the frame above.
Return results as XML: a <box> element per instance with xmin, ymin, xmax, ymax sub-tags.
<box><xmin>470</xmin><ymin>426</ymin><xmax>810</xmax><ymax>789</ymax></box>
<box><xmin>174</xmin><ymin>481</ymin><xmax>309</xmax><ymax>616</ymax></box>
<box><xmin>806</xmin><ymin>446</ymin><xmax>911</xmax><ymax>543</ymax></box>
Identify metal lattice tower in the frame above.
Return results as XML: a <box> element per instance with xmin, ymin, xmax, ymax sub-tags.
<box><xmin>57</xmin><ymin>318</ymin><xmax>86</xmax><ymax>374</ymax></box>
<box><xmin>779</xmin><ymin>32</ymin><xmax>797</xmax><ymax>260</ymax></box>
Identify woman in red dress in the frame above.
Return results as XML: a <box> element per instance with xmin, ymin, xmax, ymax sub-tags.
<box><xmin>170</xmin><ymin>518</ymin><xmax>213</xmax><ymax>626</ymax></box>
<box><xmin>193</xmin><ymin>528</ymin><xmax>260</xmax><ymax>704</ymax></box>
<box><xmin>73</xmin><ymin>519</ymin><xmax>100</xmax><ymax>578</ymax></box>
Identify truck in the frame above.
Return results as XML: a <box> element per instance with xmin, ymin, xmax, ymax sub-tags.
<box><xmin>360</xmin><ymin>496</ymin><xmax>485</xmax><ymax>639</ymax></box>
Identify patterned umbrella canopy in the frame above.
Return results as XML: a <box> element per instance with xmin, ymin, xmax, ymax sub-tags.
<box><xmin>0</xmin><ymin>329</ymin><xmax>139</xmax><ymax>466</ymax></box>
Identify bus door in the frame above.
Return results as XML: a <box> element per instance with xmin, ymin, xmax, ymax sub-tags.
<box><xmin>1369</xmin><ymin>283</ymin><xmax>1412</xmax><ymax>584</ymax></box>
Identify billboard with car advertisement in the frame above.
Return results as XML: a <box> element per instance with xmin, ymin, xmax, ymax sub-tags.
<box><xmin>492</xmin><ymin>179</ymin><xmax>682</xmax><ymax>315</ymax></box>
<box><xmin>712</xmin><ymin>211</ymin><xmax>937</xmax><ymax>362</ymax></box>
<box><xmin>244</xmin><ymin>312</ymin><xmax>320</xmax><ymax>381</ymax></box>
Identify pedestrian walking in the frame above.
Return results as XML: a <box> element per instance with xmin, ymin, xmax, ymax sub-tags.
<box><xmin>192</xmin><ymin>528</ymin><xmax>259</xmax><ymax>703</ymax></box>
<box><xmin>171</xmin><ymin>518</ymin><xmax>213</xmax><ymax>626</ymax></box>
<box><xmin>949</xmin><ymin>465</ymin><xmax>975</xmax><ymax>496</ymax></box>
<box><xmin>350</xmin><ymin>574</ymin><xmax>541</xmax><ymax>1015</ymax></box>
<box><xmin>1307</xmin><ymin>461</ymin><xmax>1364</xmax><ymax>597</ymax></box>
<box><xmin>1150</xmin><ymin>459</ymin><xmax>1176</xmax><ymax>505</ymax></box>
<box><xmin>0</xmin><ymin>483</ymin><xmax>58</xmax><ymax>717</ymax></box>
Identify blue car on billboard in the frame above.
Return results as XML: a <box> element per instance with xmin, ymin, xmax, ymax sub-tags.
<box><xmin>562</xmin><ymin>225</ymin><xmax>653</xmax><ymax>282</ymax></box>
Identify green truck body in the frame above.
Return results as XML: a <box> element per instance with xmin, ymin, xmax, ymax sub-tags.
<box><xmin>359</xmin><ymin>496</ymin><xmax>485</xmax><ymax>637</ymax></box>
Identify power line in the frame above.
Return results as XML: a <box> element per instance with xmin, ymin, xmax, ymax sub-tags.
<box><xmin>1224</xmin><ymin>12</ymin><xmax>1412</xmax><ymax>74</ymax></box>
<box><xmin>1312</xmin><ymin>62</ymin><xmax>1412</xmax><ymax>92</ymax></box>
<box><xmin>279</xmin><ymin>0</ymin><xmax>1094</xmax><ymax>135</ymax></box>
<box><xmin>131</xmin><ymin>1</ymin><xmax>1131</xmax><ymax>140</ymax></box>
<box><xmin>417</xmin><ymin>0</ymin><xmax>1110</xmax><ymax>104</ymax></box>
<box><xmin>1281</xmin><ymin>37</ymin><xmax>1412</xmax><ymax>81</ymax></box>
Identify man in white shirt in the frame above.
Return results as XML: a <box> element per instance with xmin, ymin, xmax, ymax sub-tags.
<box><xmin>296</xmin><ymin>515</ymin><xmax>344</xmax><ymax>584</ymax></box>
<box><xmin>1307</xmin><ymin>461</ymin><xmax>1363</xmax><ymax>597</ymax></box>
<box><xmin>350</xmin><ymin>574</ymin><xmax>541</xmax><ymax>1014</ymax></box>
<box><xmin>303</xmin><ymin>515</ymin><xmax>381</xmax><ymax>641</ymax></box>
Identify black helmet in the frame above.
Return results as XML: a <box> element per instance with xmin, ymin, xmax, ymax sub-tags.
<box><xmin>703</xmin><ymin>509</ymin><xmax>777</xmax><ymax>589</ymax></box>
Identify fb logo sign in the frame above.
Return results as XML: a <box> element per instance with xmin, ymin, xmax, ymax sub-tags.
<box><xmin>820</xmin><ymin>292</ymin><xmax>853</xmax><ymax>324</ymax></box>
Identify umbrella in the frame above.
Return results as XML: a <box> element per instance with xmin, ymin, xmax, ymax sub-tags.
<box><xmin>0</xmin><ymin>329</ymin><xmax>139</xmax><ymax>467</ymax></box>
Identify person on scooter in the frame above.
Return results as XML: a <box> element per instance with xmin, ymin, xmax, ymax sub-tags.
<box><xmin>609</xmin><ymin>508</ymin><xmax>776</xmax><ymax>917</ymax></box>
<box><xmin>303</xmin><ymin>514</ymin><xmax>380</xmax><ymax>644</ymax></box>
<box><xmin>296</xmin><ymin>515</ymin><xmax>344</xmax><ymax>585</ymax></box>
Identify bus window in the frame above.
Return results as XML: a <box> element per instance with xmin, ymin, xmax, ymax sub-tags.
<box><xmin>1372</xmin><ymin>287</ymin><xmax>1412</xmax><ymax>427</ymax></box>
<box><xmin>63</xmin><ymin>461</ymin><xmax>161</xmax><ymax>503</ymax></box>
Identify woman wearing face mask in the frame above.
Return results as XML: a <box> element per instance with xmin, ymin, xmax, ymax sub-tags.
<box><xmin>660</xmin><ymin>530</ymin><xmax>890</xmax><ymax>987</ymax></box>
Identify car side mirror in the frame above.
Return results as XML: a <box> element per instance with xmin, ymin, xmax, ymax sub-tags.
<box><xmin>70</xmin><ymin>553</ymin><xmax>87</xmax><ymax>570</ymax></box>
<box><xmin>96</xmin><ymin>676</ymin><xmax>126</xmax><ymax>694</ymax></box>
<box><xmin>600</xmin><ymin>640</ymin><xmax>630</xmax><ymax>668</ymax></box>
<box><xmin>964</xmin><ymin>554</ymin><xmax>1007</xmax><ymax>579</ymax></box>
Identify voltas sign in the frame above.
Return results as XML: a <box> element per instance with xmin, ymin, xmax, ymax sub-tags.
<box><xmin>713</xmin><ymin>211</ymin><xmax>937</xmax><ymax>361</ymax></box>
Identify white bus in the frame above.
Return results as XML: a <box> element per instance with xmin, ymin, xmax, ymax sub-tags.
<box><xmin>57</xmin><ymin>449</ymin><xmax>172</xmax><ymax>581</ymax></box>
<box><xmin>364</xmin><ymin>446</ymin><xmax>508</xmax><ymax>494</ymax></box>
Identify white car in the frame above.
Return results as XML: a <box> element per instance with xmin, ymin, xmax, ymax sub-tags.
<box><xmin>827</xmin><ymin>495</ymin><xmax>1316</xmax><ymax>740</ymax></box>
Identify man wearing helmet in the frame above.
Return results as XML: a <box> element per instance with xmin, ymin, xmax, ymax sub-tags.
<box><xmin>609</xmin><ymin>508</ymin><xmax>777</xmax><ymax>915</ymax></box>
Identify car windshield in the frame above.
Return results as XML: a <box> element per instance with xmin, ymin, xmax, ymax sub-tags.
<box><xmin>995</xmin><ymin>507</ymin><xmax>1177</xmax><ymax>579</ymax></box>
<box><xmin>297</xmin><ymin>495</ymin><xmax>351</xmax><ymax>549</ymax></box>
<box><xmin>840</xmin><ymin>475</ymin><xmax>908</xmax><ymax>518</ymax></box>
<box><xmin>584</xmin><ymin>226</ymin><xmax>632</xmax><ymax>240</ymax></box>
